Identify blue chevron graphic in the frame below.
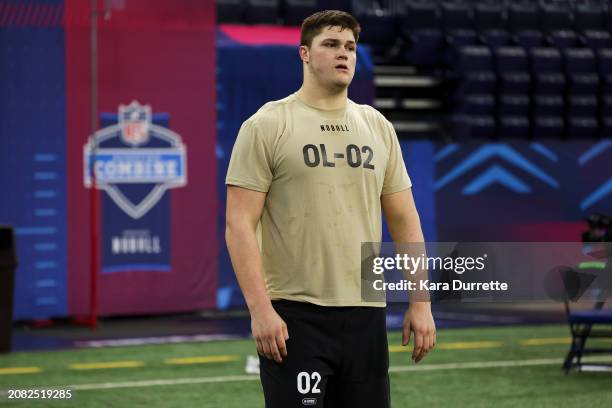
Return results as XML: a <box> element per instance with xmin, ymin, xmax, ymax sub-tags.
<box><xmin>434</xmin><ymin>144</ymin><xmax>459</xmax><ymax>162</ymax></box>
<box><xmin>462</xmin><ymin>165</ymin><xmax>531</xmax><ymax>195</ymax></box>
<box><xmin>530</xmin><ymin>143</ymin><xmax>558</xmax><ymax>162</ymax></box>
<box><xmin>581</xmin><ymin>177</ymin><xmax>612</xmax><ymax>210</ymax></box>
<box><xmin>579</xmin><ymin>140</ymin><xmax>612</xmax><ymax>166</ymax></box>
<box><xmin>434</xmin><ymin>144</ymin><xmax>559</xmax><ymax>191</ymax></box>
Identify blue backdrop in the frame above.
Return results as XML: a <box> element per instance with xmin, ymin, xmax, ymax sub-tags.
<box><xmin>0</xmin><ymin>14</ymin><xmax>68</xmax><ymax>320</ymax></box>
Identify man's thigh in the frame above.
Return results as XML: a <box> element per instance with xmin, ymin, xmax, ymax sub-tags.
<box><xmin>259</xmin><ymin>301</ymin><xmax>340</xmax><ymax>408</ymax></box>
<box><xmin>324</xmin><ymin>306</ymin><xmax>391</xmax><ymax>407</ymax></box>
<box><xmin>324</xmin><ymin>375</ymin><xmax>390</xmax><ymax>408</ymax></box>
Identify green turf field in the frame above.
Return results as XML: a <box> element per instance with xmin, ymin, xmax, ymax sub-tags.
<box><xmin>1</xmin><ymin>324</ymin><xmax>611</xmax><ymax>407</ymax></box>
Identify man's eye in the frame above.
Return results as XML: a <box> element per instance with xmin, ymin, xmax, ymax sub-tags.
<box><xmin>348</xmin><ymin>47</ymin><xmax>355</xmax><ymax>51</ymax></box>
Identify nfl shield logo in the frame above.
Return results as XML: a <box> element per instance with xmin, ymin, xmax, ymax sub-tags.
<box><xmin>119</xmin><ymin>100</ymin><xmax>151</xmax><ymax>146</ymax></box>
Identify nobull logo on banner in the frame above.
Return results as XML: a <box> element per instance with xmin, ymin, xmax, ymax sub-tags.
<box><xmin>83</xmin><ymin>101</ymin><xmax>187</xmax><ymax>219</ymax></box>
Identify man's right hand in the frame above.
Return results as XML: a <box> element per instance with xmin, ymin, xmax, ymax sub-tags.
<box><xmin>251</xmin><ymin>305</ymin><xmax>289</xmax><ymax>363</ymax></box>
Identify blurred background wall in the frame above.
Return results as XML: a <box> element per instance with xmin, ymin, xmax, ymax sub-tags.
<box><xmin>1</xmin><ymin>0</ymin><xmax>611</xmax><ymax>321</ymax></box>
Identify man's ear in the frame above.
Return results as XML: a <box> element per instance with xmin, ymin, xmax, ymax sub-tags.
<box><xmin>299</xmin><ymin>45</ymin><xmax>309</xmax><ymax>64</ymax></box>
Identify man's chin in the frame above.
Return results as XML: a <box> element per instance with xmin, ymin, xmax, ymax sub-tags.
<box><xmin>330</xmin><ymin>79</ymin><xmax>351</xmax><ymax>90</ymax></box>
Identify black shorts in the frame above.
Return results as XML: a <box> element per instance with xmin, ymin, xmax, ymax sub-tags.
<box><xmin>259</xmin><ymin>300</ymin><xmax>390</xmax><ymax>408</ymax></box>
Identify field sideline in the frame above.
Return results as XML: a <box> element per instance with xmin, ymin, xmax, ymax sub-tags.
<box><xmin>1</xmin><ymin>324</ymin><xmax>611</xmax><ymax>407</ymax></box>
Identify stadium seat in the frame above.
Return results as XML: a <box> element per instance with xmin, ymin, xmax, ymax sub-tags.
<box><xmin>583</xmin><ymin>31</ymin><xmax>612</xmax><ymax>51</ymax></box>
<box><xmin>548</xmin><ymin>30</ymin><xmax>580</xmax><ymax>49</ymax></box>
<box><xmin>508</xmin><ymin>3</ymin><xmax>540</xmax><ymax>31</ymax></box>
<box><xmin>481</xmin><ymin>29</ymin><xmax>513</xmax><ymax>48</ymax></box>
<box><xmin>447</xmin><ymin>29</ymin><xmax>479</xmax><ymax>48</ymax></box>
<box><xmin>452</xmin><ymin>45</ymin><xmax>497</xmax><ymax>96</ymax></box>
<box><xmin>441</xmin><ymin>1</ymin><xmax>473</xmax><ymax>30</ymax></box>
<box><xmin>602</xmin><ymin>95</ymin><xmax>612</xmax><ymax>116</ymax></box>
<box><xmin>217</xmin><ymin>0</ymin><xmax>246</xmax><ymax>23</ymax></box>
<box><xmin>495</xmin><ymin>46</ymin><xmax>529</xmax><ymax>72</ymax></box>
<box><xmin>564</xmin><ymin>48</ymin><xmax>600</xmax><ymax>95</ymax></box>
<box><xmin>451</xmin><ymin>114</ymin><xmax>496</xmax><ymax>140</ymax></box>
<box><xmin>514</xmin><ymin>30</ymin><xmax>546</xmax><ymax>50</ymax></box>
<box><xmin>534</xmin><ymin>73</ymin><xmax>566</xmax><ymax>95</ymax></box>
<box><xmin>598</xmin><ymin>49</ymin><xmax>612</xmax><ymax>94</ymax></box>
<box><xmin>404</xmin><ymin>29</ymin><xmax>445</xmax><ymax>67</ymax></box>
<box><xmin>454</xmin><ymin>71</ymin><xmax>497</xmax><ymax>96</ymax></box>
<box><xmin>445</xmin><ymin>29</ymin><xmax>479</xmax><ymax>65</ymax></box>
<box><xmin>567</xmin><ymin>96</ymin><xmax>598</xmax><ymax>117</ymax></box>
<box><xmin>474</xmin><ymin>2</ymin><xmax>505</xmax><ymax>31</ymax></box>
<box><xmin>533</xmin><ymin>116</ymin><xmax>564</xmax><ymax>138</ymax></box>
<box><xmin>602</xmin><ymin>117</ymin><xmax>612</xmax><ymax>137</ymax></box>
<box><xmin>455</xmin><ymin>94</ymin><xmax>496</xmax><ymax>116</ymax></box>
<box><xmin>567</xmin><ymin>116</ymin><xmax>599</xmax><ymax>138</ymax></box>
<box><xmin>499</xmin><ymin>72</ymin><xmax>531</xmax><ymax>95</ymax></box>
<box><xmin>456</xmin><ymin>45</ymin><xmax>493</xmax><ymax>73</ymax></box>
<box><xmin>499</xmin><ymin>95</ymin><xmax>530</xmax><ymax>116</ymax></box>
<box><xmin>533</xmin><ymin>95</ymin><xmax>564</xmax><ymax>116</ymax></box>
<box><xmin>607</xmin><ymin>6</ymin><xmax>612</xmax><ymax>32</ymax></box>
<box><xmin>402</xmin><ymin>1</ymin><xmax>439</xmax><ymax>32</ymax></box>
<box><xmin>598</xmin><ymin>49</ymin><xmax>612</xmax><ymax>76</ymax></box>
<box><xmin>540</xmin><ymin>2</ymin><xmax>572</xmax><ymax>32</ymax></box>
<box><xmin>574</xmin><ymin>3</ymin><xmax>605</xmax><ymax>32</ymax></box>
<box><xmin>530</xmin><ymin>47</ymin><xmax>566</xmax><ymax>95</ymax></box>
<box><xmin>498</xmin><ymin>115</ymin><xmax>530</xmax><ymax>139</ymax></box>
<box><xmin>244</xmin><ymin>0</ymin><xmax>280</xmax><ymax>24</ymax></box>
<box><xmin>357</xmin><ymin>11</ymin><xmax>398</xmax><ymax>57</ymax></box>
<box><xmin>530</xmin><ymin>46</ymin><xmax>564</xmax><ymax>72</ymax></box>
<box><xmin>283</xmin><ymin>0</ymin><xmax>317</xmax><ymax>26</ymax></box>
<box><xmin>564</xmin><ymin>48</ymin><xmax>598</xmax><ymax>73</ymax></box>
<box><xmin>567</xmin><ymin>74</ymin><xmax>600</xmax><ymax>96</ymax></box>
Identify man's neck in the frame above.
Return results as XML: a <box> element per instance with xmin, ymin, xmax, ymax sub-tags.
<box><xmin>296</xmin><ymin>84</ymin><xmax>348</xmax><ymax>111</ymax></box>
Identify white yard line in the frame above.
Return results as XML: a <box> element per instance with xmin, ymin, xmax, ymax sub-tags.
<box><xmin>0</xmin><ymin>357</ymin><xmax>579</xmax><ymax>395</ymax></box>
<box><xmin>388</xmin><ymin>358</ymin><xmax>562</xmax><ymax>372</ymax></box>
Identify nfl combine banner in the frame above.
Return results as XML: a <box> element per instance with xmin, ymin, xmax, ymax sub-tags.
<box><xmin>65</xmin><ymin>0</ymin><xmax>217</xmax><ymax>317</ymax></box>
<box><xmin>84</xmin><ymin>102</ymin><xmax>187</xmax><ymax>273</ymax></box>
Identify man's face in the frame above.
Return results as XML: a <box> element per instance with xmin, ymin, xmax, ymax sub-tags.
<box><xmin>303</xmin><ymin>26</ymin><xmax>357</xmax><ymax>90</ymax></box>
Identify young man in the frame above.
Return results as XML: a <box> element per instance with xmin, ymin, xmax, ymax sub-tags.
<box><xmin>225</xmin><ymin>10</ymin><xmax>436</xmax><ymax>407</ymax></box>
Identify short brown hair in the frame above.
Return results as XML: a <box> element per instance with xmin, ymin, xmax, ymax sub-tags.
<box><xmin>300</xmin><ymin>10</ymin><xmax>361</xmax><ymax>47</ymax></box>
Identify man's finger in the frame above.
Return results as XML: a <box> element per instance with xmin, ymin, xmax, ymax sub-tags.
<box><xmin>261</xmin><ymin>339</ymin><xmax>273</xmax><ymax>360</ymax></box>
<box><xmin>268</xmin><ymin>337</ymin><xmax>282</xmax><ymax>363</ymax></box>
<box><xmin>276</xmin><ymin>333</ymin><xmax>288</xmax><ymax>358</ymax></box>
<box><xmin>412</xmin><ymin>331</ymin><xmax>424</xmax><ymax>361</ymax></box>
<box><xmin>255</xmin><ymin>338</ymin><xmax>264</xmax><ymax>356</ymax></box>
<box><xmin>282</xmin><ymin>323</ymin><xmax>289</xmax><ymax>341</ymax></box>
<box><xmin>415</xmin><ymin>334</ymin><xmax>430</xmax><ymax>363</ymax></box>
<box><xmin>402</xmin><ymin>324</ymin><xmax>412</xmax><ymax>346</ymax></box>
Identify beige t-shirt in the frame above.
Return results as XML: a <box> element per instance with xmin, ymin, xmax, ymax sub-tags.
<box><xmin>226</xmin><ymin>93</ymin><xmax>412</xmax><ymax>307</ymax></box>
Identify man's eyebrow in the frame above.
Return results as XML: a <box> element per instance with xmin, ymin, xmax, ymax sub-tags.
<box><xmin>321</xmin><ymin>38</ymin><xmax>356</xmax><ymax>45</ymax></box>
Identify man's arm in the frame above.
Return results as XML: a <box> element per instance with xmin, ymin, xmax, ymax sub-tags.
<box><xmin>226</xmin><ymin>185</ymin><xmax>289</xmax><ymax>363</ymax></box>
<box><xmin>381</xmin><ymin>189</ymin><xmax>436</xmax><ymax>363</ymax></box>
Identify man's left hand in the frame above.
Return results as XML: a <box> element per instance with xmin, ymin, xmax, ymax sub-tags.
<box><xmin>402</xmin><ymin>302</ymin><xmax>436</xmax><ymax>363</ymax></box>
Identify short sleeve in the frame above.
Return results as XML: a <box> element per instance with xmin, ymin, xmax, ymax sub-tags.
<box><xmin>225</xmin><ymin>118</ymin><xmax>273</xmax><ymax>193</ymax></box>
<box><xmin>381</xmin><ymin>120</ymin><xmax>412</xmax><ymax>195</ymax></box>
